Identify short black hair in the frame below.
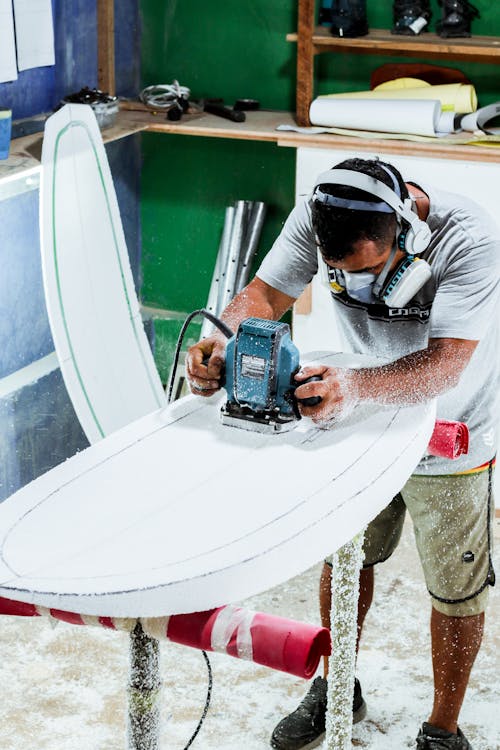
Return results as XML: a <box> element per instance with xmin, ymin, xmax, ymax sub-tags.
<box><xmin>311</xmin><ymin>158</ymin><xmax>409</xmax><ymax>262</ymax></box>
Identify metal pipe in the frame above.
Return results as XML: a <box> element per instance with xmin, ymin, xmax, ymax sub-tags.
<box><xmin>235</xmin><ymin>201</ymin><xmax>266</xmax><ymax>293</ymax></box>
<box><xmin>218</xmin><ymin>200</ymin><xmax>246</xmax><ymax>313</ymax></box>
<box><xmin>215</xmin><ymin>205</ymin><xmax>237</xmax><ymax>317</ymax></box>
<box><xmin>201</xmin><ymin>206</ymin><xmax>234</xmax><ymax>339</ymax></box>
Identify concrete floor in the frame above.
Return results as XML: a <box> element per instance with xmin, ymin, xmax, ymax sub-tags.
<box><xmin>0</xmin><ymin>516</ymin><xmax>498</xmax><ymax>750</ymax></box>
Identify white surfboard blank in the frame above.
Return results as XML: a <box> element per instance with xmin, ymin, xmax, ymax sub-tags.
<box><xmin>40</xmin><ymin>104</ymin><xmax>166</xmax><ymax>443</ymax></box>
<box><xmin>0</xmin><ymin>368</ymin><xmax>435</xmax><ymax>618</ymax></box>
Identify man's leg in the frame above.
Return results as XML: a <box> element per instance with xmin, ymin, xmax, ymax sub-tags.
<box><xmin>403</xmin><ymin>468</ymin><xmax>495</xmax><ymax>746</ymax></box>
<box><xmin>270</xmin><ymin>496</ymin><xmax>406</xmax><ymax>749</ymax></box>
<box><xmin>428</xmin><ymin>608</ymin><xmax>485</xmax><ymax>734</ymax></box>
<box><xmin>319</xmin><ymin>563</ymin><xmax>374</xmax><ymax>677</ymax></box>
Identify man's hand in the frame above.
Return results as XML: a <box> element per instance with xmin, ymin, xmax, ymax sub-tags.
<box><xmin>294</xmin><ymin>365</ymin><xmax>359</xmax><ymax>424</ymax></box>
<box><xmin>186</xmin><ymin>335</ymin><xmax>226</xmax><ymax>397</ymax></box>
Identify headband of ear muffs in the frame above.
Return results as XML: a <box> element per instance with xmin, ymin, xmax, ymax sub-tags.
<box><xmin>312</xmin><ymin>167</ymin><xmax>431</xmax><ymax>255</ymax></box>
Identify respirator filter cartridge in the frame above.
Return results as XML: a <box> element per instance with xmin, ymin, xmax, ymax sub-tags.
<box><xmin>382</xmin><ymin>257</ymin><xmax>432</xmax><ymax>307</ymax></box>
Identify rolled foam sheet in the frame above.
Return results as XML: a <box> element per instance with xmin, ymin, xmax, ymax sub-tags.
<box><xmin>167</xmin><ymin>605</ymin><xmax>331</xmax><ymax>679</ymax></box>
<box><xmin>309</xmin><ymin>98</ymin><xmax>443</xmax><ymax>137</ymax></box>
<box><xmin>427</xmin><ymin>420</ymin><xmax>469</xmax><ymax>459</ymax></box>
<box><xmin>323</xmin><ymin>82</ymin><xmax>477</xmax><ymax>114</ymax></box>
<box><xmin>0</xmin><ymin>597</ymin><xmax>331</xmax><ymax>680</ymax></box>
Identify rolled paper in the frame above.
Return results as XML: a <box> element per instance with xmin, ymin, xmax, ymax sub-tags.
<box><xmin>0</xmin><ymin>598</ymin><xmax>331</xmax><ymax>680</ymax></box>
<box><xmin>427</xmin><ymin>419</ymin><xmax>469</xmax><ymax>459</ymax></box>
<box><xmin>309</xmin><ymin>98</ymin><xmax>444</xmax><ymax>137</ymax></box>
<box><xmin>460</xmin><ymin>102</ymin><xmax>500</xmax><ymax>134</ymax></box>
<box><xmin>437</xmin><ymin>111</ymin><xmax>458</xmax><ymax>135</ymax></box>
<box><xmin>321</xmin><ymin>80</ymin><xmax>477</xmax><ymax>114</ymax></box>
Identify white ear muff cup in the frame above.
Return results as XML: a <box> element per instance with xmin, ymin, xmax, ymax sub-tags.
<box><xmin>405</xmin><ymin>219</ymin><xmax>432</xmax><ymax>255</ymax></box>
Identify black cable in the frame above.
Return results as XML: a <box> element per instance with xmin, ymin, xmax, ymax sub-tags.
<box><xmin>167</xmin><ymin>309</ymin><xmax>233</xmax><ymax>403</ymax></box>
<box><xmin>182</xmin><ymin>650</ymin><xmax>213</xmax><ymax>750</ymax></box>
<box><xmin>166</xmin><ymin>309</ymin><xmax>229</xmax><ymax>747</ymax></box>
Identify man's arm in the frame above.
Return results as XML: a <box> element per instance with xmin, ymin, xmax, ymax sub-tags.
<box><xmin>295</xmin><ymin>337</ymin><xmax>478</xmax><ymax>423</ymax></box>
<box><xmin>186</xmin><ymin>278</ymin><xmax>296</xmax><ymax>396</ymax></box>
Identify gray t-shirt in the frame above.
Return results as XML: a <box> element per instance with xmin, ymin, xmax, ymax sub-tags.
<box><xmin>257</xmin><ymin>185</ymin><xmax>500</xmax><ymax>474</ymax></box>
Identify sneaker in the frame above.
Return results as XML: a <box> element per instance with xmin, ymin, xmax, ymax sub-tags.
<box><xmin>416</xmin><ymin>722</ymin><xmax>473</xmax><ymax>749</ymax></box>
<box><xmin>270</xmin><ymin>676</ymin><xmax>367</xmax><ymax>750</ymax></box>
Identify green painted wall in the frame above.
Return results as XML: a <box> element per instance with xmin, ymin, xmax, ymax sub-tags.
<box><xmin>141</xmin><ymin>135</ymin><xmax>295</xmax><ymax>312</ymax></box>
<box><xmin>140</xmin><ymin>0</ymin><xmax>500</xmax><ymax>321</ymax></box>
<box><xmin>140</xmin><ymin>1</ymin><xmax>297</xmax><ymax>112</ymax></box>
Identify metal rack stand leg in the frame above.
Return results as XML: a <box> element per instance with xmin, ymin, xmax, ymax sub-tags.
<box><xmin>326</xmin><ymin>532</ymin><xmax>365</xmax><ymax>750</ymax></box>
<box><xmin>128</xmin><ymin>622</ymin><xmax>162</xmax><ymax>750</ymax></box>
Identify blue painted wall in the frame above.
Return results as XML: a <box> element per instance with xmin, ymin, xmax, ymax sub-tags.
<box><xmin>0</xmin><ymin>189</ymin><xmax>52</xmax><ymax>379</ymax></box>
<box><xmin>0</xmin><ymin>0</ymin><xmax>140</xmax><ymax>119</ymax></box>
<box><xmin>0</xmin><ymin>370</ymin><xmax>88</xmax><ymax>502</ymax></box>
<box><xmin>0</xmin><ymin>2</ymin><xmax>142</xmax><ymax>503</ymax></box>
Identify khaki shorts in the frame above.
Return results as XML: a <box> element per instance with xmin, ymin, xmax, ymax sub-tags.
<box><xmin>329</xmin><ymin>463</ymin><xmax>496</xmax><ymax>617</ymax></box>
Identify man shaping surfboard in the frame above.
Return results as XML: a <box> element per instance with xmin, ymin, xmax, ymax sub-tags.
<box><xmin>186</xmin><ymin>158</ymin><xmax>500</xmax><ymax>750</ymax></box>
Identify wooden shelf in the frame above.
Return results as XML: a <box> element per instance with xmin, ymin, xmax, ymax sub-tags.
<box><xmin>129</xmin><ymin>108</ymin><xmax>500</xmax><ymax>163</ymax></box>
<box><xmin>4</xmin><ymin>107</ymin><xmax>500</xmax><ymax>189</ymax></box>
<box><xmin>137</xmin><ymin>107</ymin><xmax>299</xmax><ymax>143</ymax></box>
<box><xmin>0</xmin><ymin>110</ymin><xmax>149</xmax><ymax>185</ymax></box>
<box><xmin>290</xmin><ymin>0</ymin><xmax>500</xmax><ymax>126</ymax></box>
<box><xmin>287</xmin><ymin>27</ymin><xmax>500</xmax><ymax>64</ymax></box>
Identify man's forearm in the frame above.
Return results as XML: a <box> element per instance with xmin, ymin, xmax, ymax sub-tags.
<box><xmin>221</xmin><ymin>291</ymin><xmax>275</xmax><ymax>333</ymax></box>
<box><xmin>352</xmin><ymin>338</ymin><xmax>477</xmax><ymax>406</ymax></box>
<box><xmin>220</xmin><ymin>278</ymin><xmax>296</xmax><ymax>334</ymax></box>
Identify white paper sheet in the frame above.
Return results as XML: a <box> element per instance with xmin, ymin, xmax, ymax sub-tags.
<box><xmin>0</xmin><ymin>0</ymin><xmax>17</xmax><ymax>82</ymax></box>
<box><xmin>13</xmin><ymin>0</ymin><xmax>55</xmax><ymax>71</ymax></box>
<box><xmin>309</xmin><ymin>98</ymin><xmax>451</xmax><ymax>138</ymax></box>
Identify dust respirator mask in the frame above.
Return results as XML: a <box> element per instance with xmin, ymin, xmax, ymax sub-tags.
<box><xmin>313</xmin><ymin>166</ymin><xmax>432</xmax><ymax>308</ymax></box>
<box><xmin>341</xmin><ymin>270</ymin><xmax>378</xmax><ymax>303</ymax></box>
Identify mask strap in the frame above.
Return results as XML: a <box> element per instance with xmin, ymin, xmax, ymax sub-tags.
<box><xmin>372</xmin><ymin>245</ymin><xmax>398</xmax><ymax>299</ymax></box>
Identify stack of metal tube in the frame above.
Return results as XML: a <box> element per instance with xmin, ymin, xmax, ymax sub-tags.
<box><xmin>200</xmin><ymin>200</ymin><xmax>267</xmax><ymax>339</ymax></box>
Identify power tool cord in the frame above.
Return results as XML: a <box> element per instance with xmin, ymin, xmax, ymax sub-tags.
<box><xmin>166</xmin><ymin>309</ymin><xmax>233</xmax><ymax>405</ymax></box>
<box><xmin>166</xmin><ymin>308</ymin><xmax>232</xmax><ymax>749</ymax></box>
<box><xmin>182</xmin><ymin>649</ymin><xmax>213</xmax><ymax>750</ymax></box>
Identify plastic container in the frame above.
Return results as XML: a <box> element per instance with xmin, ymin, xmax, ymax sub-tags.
<box><xmin>61</xmin><ymin>88</ymin><xmax>119</xmax><ymax>130</ymax></box>
<box><xmin>0</xmin><ymin>109</ymin><xmax>12</xmax><ymax>160</ymax></box>
<box><xmin>89</xmin><ymin>99</ymin><xmax>119</xmax><ymax>129</ymax></box>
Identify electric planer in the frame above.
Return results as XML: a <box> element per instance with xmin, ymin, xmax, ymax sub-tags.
<box><xmin>221</xmin><ymin>317</ymin><xmax>321</xmax><ymax>434</ymax></box>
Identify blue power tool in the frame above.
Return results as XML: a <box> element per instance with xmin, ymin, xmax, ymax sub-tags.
<box><xmin>221</xmin><ymin>318</ymin><xmax>320</xmax><ymax>434</ymax></box>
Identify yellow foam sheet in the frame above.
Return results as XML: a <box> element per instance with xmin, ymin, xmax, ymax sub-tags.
<box><xmin>321</xmin><ymin>78</ymin><xmax>477</xmax><ymax>114</ymax></box>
